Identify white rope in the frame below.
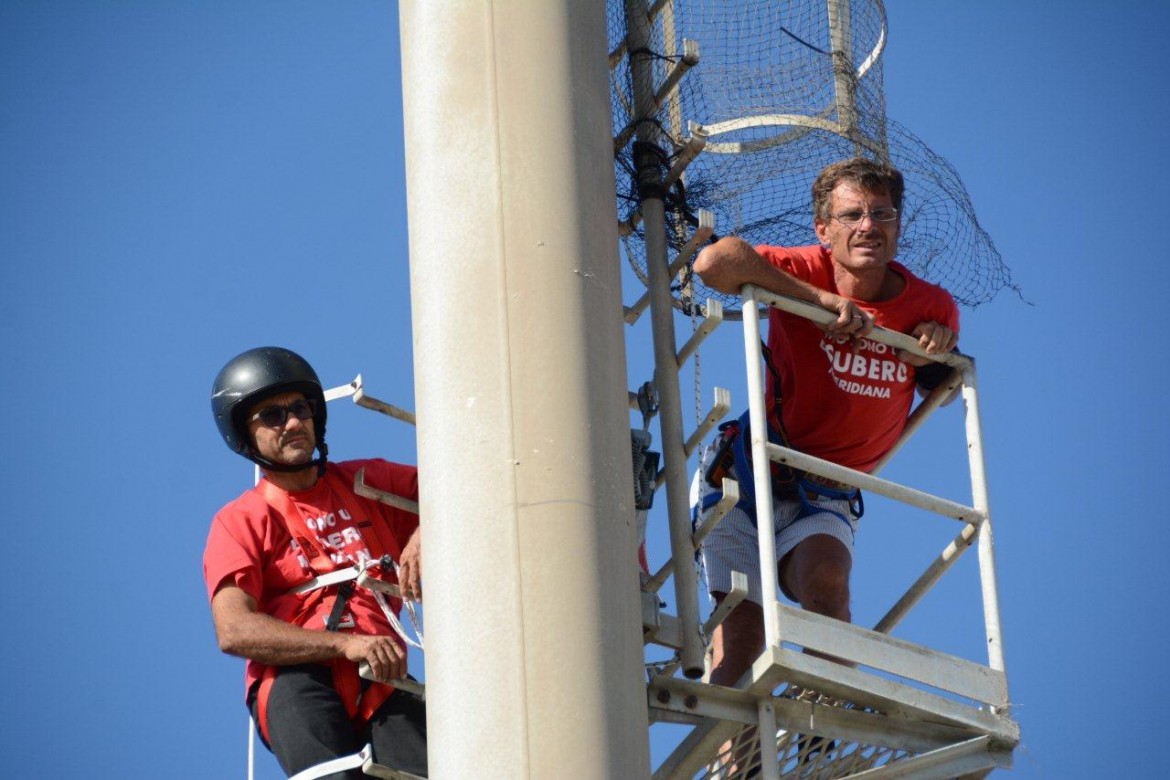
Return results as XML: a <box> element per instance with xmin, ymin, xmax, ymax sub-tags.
<box><xmin>372</xmin><ymin>585</ymin><xmax>425</xmax><ymax>651</ymax></box>
<box><xmin>283</xmin><ymin>556</ymin><xmax>425</xmax><ymax>651</ymax></box>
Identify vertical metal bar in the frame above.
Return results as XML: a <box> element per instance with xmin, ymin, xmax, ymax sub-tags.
<box><xmin>826</xmin><ymin>0</ymin><xmax>859</xmax><ymax>152</ymax></box>
<box><xmin>757</xmin><ymin>699</ymin><xmax>781</xmax><ymax>780</ymax></box>
<box><xmin>247</xmin><ymin>717</ymin><xmax>255</xmax><ymax>780</ymax></box>
<box><xmin>249</xmin><ymin>461</ymin><xmax>260</xmax><ymax>780</ymax></box>
<box><xmin>624</xmin><ymin>0</ymin><xmax>705</xmax><ymax>678</ymax></box>
<box><xmin>661</xmin><ymin>0</ymin><xmax>683</xmax><ymax>141</ymax></box>
<box><xmin>962</xmin><ymin>365</ymin><xmax>1008</xmax><ymax>678</ymax></box>
<box><xmin>742</xmin><ymin>287</ymin><xmax>782</xmax><ymax>648</ymax></box>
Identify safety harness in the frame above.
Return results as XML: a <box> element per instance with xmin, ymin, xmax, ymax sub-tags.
<box><xmin>252</xmin><ymin>469</ymin><xmax>422</xmax><ymax>745</ymax></box>
<box><xmin>697</xmin><ymin>342</ymin><xmax>864</xmax><ymax>531</ymax></box>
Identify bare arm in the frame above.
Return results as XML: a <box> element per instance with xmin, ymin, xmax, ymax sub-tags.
<box><xmin>694</xmin><ymin>237</ymin><xmax>873</xmax><ymax>337</ymax></box>
<box><xmin>211</xmin><ymin>585</ymin><xmax>406</xmax><ymax>682</ymax></box>
<box><xmin>897</xmin><ymin>321</ymin><xmax>959</xmax><ymax>368</ymax></box>
<box><xmin>897</xmin><ymin>321</ymin><xmax>961</xmax><ymax>403</ymax></box>
<box><xmin>396</xmin><ymin>526</ymin><xmax>422</xmax><ymax>602</ymax></box>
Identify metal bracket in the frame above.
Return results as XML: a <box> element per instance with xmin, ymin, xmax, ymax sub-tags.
<box><xmin>691</xmin><ymin>478</ymin><xmax>739</xmax><ymax>549</ymax></box>
<box><xmin>354</xmin><ymin>665</ymin><xmax>426</xmax><ymax>702</ymax></box>
<box><xmin>354</xmin><ymin>466</ymin><xmax>419</xmax><ymax>515</ymax></box>
<box><xmin>684</xmin><ymin>386</ymin><xmax>730</xmax><ymax>458</ymax></box>
<box><xmin>702</xmin><ymin>570</ymin><xmax>748</xmax><ymax>639</ymax></box>
<box><xmin>624</xmin><ymin>210</ymin><xmax>715</xmax><ymax>324</ymax></box>
<box><xmin>346</xmin><ymin>374</ymin><xmax>416</xmax><ymax>425</ymax></box>
<box><xmin>613</xmin><ymin>40</ymin><xmax>700</xmax><ymax>153</ymax></box>
<box><xmin>676</xmin><ymin>298</ymin><xmax>723</xmax><ymax>368</ymax></box>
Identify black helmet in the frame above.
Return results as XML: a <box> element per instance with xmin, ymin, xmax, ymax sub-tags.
<box><xmin>211</xmin><ymin>346</ymin><xmax>329</xmax><ymax>472</ymax></box>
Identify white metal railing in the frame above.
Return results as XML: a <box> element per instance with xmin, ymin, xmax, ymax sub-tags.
<box><xmin>739</xmin><ymin>283</ymin><xmax>1008</xmax><ymax>685</ymax></box>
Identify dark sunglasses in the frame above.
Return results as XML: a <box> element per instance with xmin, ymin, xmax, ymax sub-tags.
<box><xmin>249</xmin><ymin>398</ymin><xmax>318</xmax><ymax>428</ymax></box>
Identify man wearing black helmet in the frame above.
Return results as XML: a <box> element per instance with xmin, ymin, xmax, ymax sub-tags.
<box><xmin>204</xmin><ymin>347</ymin><xmax>427</xmax><ymax>778</ymax></box>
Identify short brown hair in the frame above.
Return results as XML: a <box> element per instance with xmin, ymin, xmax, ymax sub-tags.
<box><xmin>812</xmin><ymin>157</ymin><xmax>904</xmax><ymax>223</ymax></box>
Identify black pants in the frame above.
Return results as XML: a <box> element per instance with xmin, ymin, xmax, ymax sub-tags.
<box><xmin>249</xmin><ymin>663</ymin><xmax>428</xmax><ymax>778</ymax></box>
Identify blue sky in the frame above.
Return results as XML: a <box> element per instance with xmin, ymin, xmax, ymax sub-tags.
<box><xmin>3</xmin><ymin>2</ymin><xmax>1167</xmax><ymax>778</ymax></box>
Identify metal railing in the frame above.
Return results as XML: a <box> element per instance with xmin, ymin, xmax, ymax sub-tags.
<box><xmin>739</xmin><ymin>284</ymin><xmax>1008</xmax><ymax>681</ymax></box>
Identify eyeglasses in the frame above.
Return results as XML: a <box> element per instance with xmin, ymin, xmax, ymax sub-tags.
<box><xmin>249</xmin><ymin>399</ymin><xmax>317</xmax><ymax>428</ymax></box>
<box><xmin>831</xmin><ymin>207</ymin><xmax>898</xmax><ymax>228</ymax></box>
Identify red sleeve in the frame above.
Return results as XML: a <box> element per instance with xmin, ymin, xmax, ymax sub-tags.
<box><xmin>941</xmin><ymin>289</ymin><xmax>960</xmax><ymax>334</ymax></box>
<box><xmin>756</xmin><ymin>244</ymin><xmax>833</xmax><ymax>288</ymax></box>
<box><xmin>919</xmin><ymin>279</ymin><xmax>960</xmax><ymax>335</ymax></box>
<box><xmin>202</xmin><ymin>497</ymin><xmax>267</xmax><ymax>604</ymax></box>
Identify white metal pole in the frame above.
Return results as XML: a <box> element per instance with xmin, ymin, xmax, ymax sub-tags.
<box><xmin>757</xmin><ymin>699</ymin><xmax>781</xmax><ymax>780</ymax></box>
<box><xmin>623</xmin><ymin>0</ymin><xmax>706</xmax><ymax>679</ymax></box>
<box><xmin>826</xmin><ymin>0</ymin><xmax>858</xmax><ymax>148</ymax></box>
<box><xmin>741</xmin><ymin>289</ymin><xmax>781</xmax><ymax>649</ymax></box>
<box><xmin>962</xmin><ymin>366</ymin><xmax>1009</xmax><ymax>678</ymax></box>
<box><xmin>400</xmin><ymin>2</ymin><xmax>651</xmax><ymax>777</ymax></box>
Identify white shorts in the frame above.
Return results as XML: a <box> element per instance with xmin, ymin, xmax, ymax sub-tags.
<box><xmin>690</xmin><ymin>445</ymin><xmax>861</xmax><ymax>606</ymax></box>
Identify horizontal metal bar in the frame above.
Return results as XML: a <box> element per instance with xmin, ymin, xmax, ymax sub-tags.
<box><xmin>289</xmin><ymin>748</ymin><xmax>370</xmax><ymax>780</ymax></box>
<box><xmin>356</xmin><ymin>665</ymin><xmax>426</xmax><ymax>700</ymax></box>
<box><xmin>774</xmin><ymin>602</ymin><xmax>1007</xmax><ymax>706</ymax></box>
<box><xmin>765</xmin><ymin>443</ymin><xmax>982</xmax><ymax>524</ymax></box>
<box><xmin>750</xmin><ymin>646</ymin><xmax>1019</xmax><ymax>745</ymax></box>
<box><xmin>643</xmin><ymin>605</ymin><xmax>683</xmax><ymax>651</ymax></box>
<box><xmin>649</xmin><ymin>675</ymin><xmax>758</xmax><ymax>725</ymax></box>
<box><xmin>745</xmin><ymin>285</ymin><xmax>972</xmax><ymax>370</ymax></box>
<box><xmin>697</xmin><ymin>114</ymin><xmax>885</xmax><ymax>157</ymax></box>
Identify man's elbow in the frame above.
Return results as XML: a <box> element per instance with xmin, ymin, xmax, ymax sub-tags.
<box><xmin>693</xmin><ymin>237</ymin><xmax>752</xmax><ymax>294</ymax></box>
<box><xmin>214</xmin><ymin>621</ymin><xmax>246</xmax><ymax>657</ymax></box>
<box><xmin>210</xmin><ymin>585</ymin><xmax>255</xmax><ymax>658</ymax></box>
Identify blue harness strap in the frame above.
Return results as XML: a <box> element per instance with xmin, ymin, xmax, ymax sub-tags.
<box><xmin>696</xmin><ymin>410</ymin><xmax>864</xmax><ymax>533</ymax></box>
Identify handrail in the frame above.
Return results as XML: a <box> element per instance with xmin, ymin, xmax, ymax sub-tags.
<box><xmin>738</xmin><ymin>283</ymin><xmax>1007</xmax><ymax>685</ymax></box>
<box><xmin>743</xmin><ymin>285</ymin><xmax>972</xmax><ymax>370</ymax></box>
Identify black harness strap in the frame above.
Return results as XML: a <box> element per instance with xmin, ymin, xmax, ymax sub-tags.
<box><xmin>325</xmin><ymin>581</ymin><xmax>355</xmax><ymax>632</ymax></box>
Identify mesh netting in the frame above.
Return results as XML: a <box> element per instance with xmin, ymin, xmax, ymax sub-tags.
<box><xmin>608</xmin><ymin>0</ymin><xmax>1018</xmax><ymax>313</ymax></box>
<box><xmin>699</xmin><ymin>687</ymin><xmax>916</xmax><ymax>779</ymax></box>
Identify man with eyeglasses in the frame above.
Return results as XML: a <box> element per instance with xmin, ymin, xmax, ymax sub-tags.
<box><xmin>690</xmin><ymin>157</ymin><xmax>959</xmax><ymax>761</ymax></box>
<box><xmin>204</xmin><ymin>346</ymin><xmax>427</xmax><ymax>778</ymax></box>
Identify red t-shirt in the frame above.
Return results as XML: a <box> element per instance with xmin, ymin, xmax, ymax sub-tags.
<box><xmin>759</xmin><ymin>245</ymin><xmax>960</xmax><ymax>473</ymax></box>
<box><xmin>203</xmin><ymin>459</ymin><xmax>419</xmax><ymax>697</ymax></box>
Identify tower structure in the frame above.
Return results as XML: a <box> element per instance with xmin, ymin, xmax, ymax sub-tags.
<box><xmin>397</xmin><ymin>0</ymin><xmax>1020</xmax><ymax>777</ymax></box>
<box><xmin>400</xmin><ymin>1</ymin><xmax>652</xmax><ymax>777</ymax></box>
